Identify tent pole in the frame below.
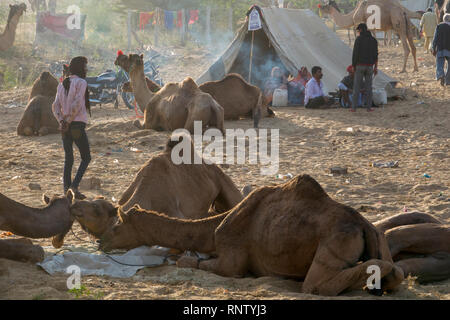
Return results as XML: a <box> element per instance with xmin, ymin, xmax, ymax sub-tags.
<box><xmin>248</xmin><ymin>30</ymin><xmax>255</xmax><ymax>84</ymax></box>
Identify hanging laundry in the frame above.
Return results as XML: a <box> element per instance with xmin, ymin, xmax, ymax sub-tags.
<box><xmin>189</xmin><ymin>10</ymin><xmax>199</xmax><ymax>25</ymax></box>
<box><xmin>153</xmin><ymin>8</ymin><xmax>163</xmax><ymax>26</ymax></box>
<box><xmin>139</xmin><ymin>11</ymin><xmax>154</xmax><ymax>31</ymax></box>
<box><xmin>164</xmin><ymin>10</ymin><xmax>174</xmax><ymax>30</ymax></box>
<box><xmin>177</xmin><ymin>10</ymin><xmax>183</xmax><ymax>28</ymax></box>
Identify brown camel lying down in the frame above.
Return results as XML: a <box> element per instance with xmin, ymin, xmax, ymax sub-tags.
<box><xmin>374</xmin><ymin>213</ymin><xmax>450</xmax><ymax>284</ymax></box>
<box><xmin>122</xmin><ymin>73</ymin><xmax>275</xmax><ymax>128</ymax></box>
<box><xmin>115</xmin><ymin>53</ymin><xmax>224</xmax><ymax>133</ymax></box>
<box><xmin>17</xmin><ymin>71</ymin><xmax>59</xmax><ymax>136</ymax></box>
<box><xmin>69</xmin><ymin>137</ymin><xmax>243</xmax><ymax>239</ymax></box>
<box><xmin>98</xmin><ymin>174</ymin><xmax>404</xmax><ymax>296</ymax></box>
<box><xmin>0</xmin><ymin>191</ymin><xmax>74</xmax><ymax>262</ymax></box>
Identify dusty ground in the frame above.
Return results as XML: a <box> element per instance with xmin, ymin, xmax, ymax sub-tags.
<box><xmin>0</xmin><ymin>35</ymin><xmax>449</xmax><ymax>300</ymax></box>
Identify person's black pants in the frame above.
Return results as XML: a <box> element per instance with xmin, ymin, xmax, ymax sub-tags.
<box><xmin>305</xmin><ymin>96</ymin><xmax>333</xmax><ymax>109</ymax></box>
<box><xmin>62</xmin><ymin>121</ymin><xmax>91</xmax><ymax>192</ymax></box>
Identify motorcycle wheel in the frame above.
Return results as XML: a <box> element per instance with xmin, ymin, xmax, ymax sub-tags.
<box><xmin>121</xmin><ymin>91</ymin><xmax>136</xmax><ymax>110</ymax></box>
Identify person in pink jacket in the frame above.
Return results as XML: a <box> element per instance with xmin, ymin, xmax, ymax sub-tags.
<box><xmin>52</xmin><ymin>56</ymin><xmax>91</xmax><ymax>200</ymax></box>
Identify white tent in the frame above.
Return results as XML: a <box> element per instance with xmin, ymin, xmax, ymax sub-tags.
<box><xmin>198</xmin><ymin>7</ymin><xmax>397</xmax><ymax>96</ymax></box>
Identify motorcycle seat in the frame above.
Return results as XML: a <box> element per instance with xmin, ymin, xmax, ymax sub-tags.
<box><xmin>88</xmin><ymin>83</ymin><xmax>102</xmax><ymax>89</ymax></box>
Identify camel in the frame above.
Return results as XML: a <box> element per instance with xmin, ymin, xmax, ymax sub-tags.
<box><xmin>436</xmin><ymin>0</ymin><xmax>450</xmax><ymax>22</ymax></box>
<box><xmin>0</xmin><ymin>3</ymin><xmax>27</xmax><ymax>51</ymax></box>
<box><xmin>319</xmin><ymin>0</ymin><xmax>420</xmax><ymax>73</ymax></box>
<box><xmin>122</xmin><ymin>74</ymin><xmax>276</xmax><ymax>128</ymax></box>
<box><xmin>99</xmin><ymin>174</ymin><xmax>404</xmax><ymax>296</ymax></box>
<box><xmin>69</xmin><ymin>136</ymin><xmax>243</xmax><ymax>239</ymax></box>
<box><xmin>17</xmin><ymin>71</ymin><xmax>59</xmax><ymax>136</ymax></box>
<box><xmin>115</xmin><ymin>53</ymin><xmax>224</xmax><ymax>134</ymax></box>
<box><xmin>0</xmin><ymin>238</ymin><xmax>44</xmax><ymax>263</ymax></box>
<box><xmin>374</xmin><ymin>212</ymin><xmax>450</xmax><ymax>284</ymax></box>
<box><xmin>0</xmin><ymin>191</ymin><xmax>74</xmax><ymax>253</ymax></box>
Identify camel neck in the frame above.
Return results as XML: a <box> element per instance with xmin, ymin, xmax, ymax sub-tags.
<box><xmin>0</xmin><ymin>16</ymin><xmax>20</xmax><ymax>50</ymax></box>
<box><xmin>329</xmin><ymin>7</ymin><xmax>356</xmax><ymax>29</ymax></box>
<box><xmin>130</xmin><ymin>66</ymin><xmax>154</xmax><ymax>111</ymax></box>
<box><xmin>133</xmin><ymin>211</ymin><xmax>228</xmax><ymax>253</ymax></box>
<box><xmin>0</xmin><ymin>193</ymin><xmax>72</xmax><ymax>238</ymax></box>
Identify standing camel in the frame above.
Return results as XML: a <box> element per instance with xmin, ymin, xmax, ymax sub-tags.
<box><xmin>319</xmin><ymin>0</ymin><xmax>420</xmax><ymax>73</ymax></box>
<box><xmin>0</xmin><ymin>3</ymin><xmax>27</xmax><ymax>51</ymax></box>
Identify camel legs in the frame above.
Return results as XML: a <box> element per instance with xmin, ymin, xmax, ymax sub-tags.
<box><xmin>199</xmin><ymin>247</ymin><xmax>248</xmax><ymax>278</ymax></box>
<box><xmin>395</xmin><ymin>252</ymin><xmax>450</xmax><ymax>284</ymax></box>
<box><xmin>398</xmin><ymin>32</ymin><xmax>411</xmax><ymax>73</ymax></box>
<box><xmin>406</xmin><ymin>31</ymin><xmax>419</xmax><ymax>72</ymax></box>
<box><xmin>302</xmin><ymin>232</ymin><xmax>402</xmax><ymax>296</ymax></box>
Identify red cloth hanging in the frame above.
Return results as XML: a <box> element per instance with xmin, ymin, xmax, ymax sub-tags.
<box><xmin>139</xmin><ymin>12</ymin><xmax>154</xmax><ymax>31</ymax></box>
<box><xmin>177</xmin><ymin>10</ymin><xmax>183</xmax><ymax>28</ymax></box>
<box><xmin>189</xmin><ymin>10</ymin><xmax>199</xmax><ymax>25</ymax></box>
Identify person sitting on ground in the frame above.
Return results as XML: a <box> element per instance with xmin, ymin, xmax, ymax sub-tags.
<box><xmin>287</xmin><ymin>66</ymin><xmax>311</xmax><ymax>105</ymax></box>
<box><xmin>338</xmin><ymin>65</ymin><xmax>364</xmax><ymax>108</ymax></box>
<box><xmin>304</xmin><ymin>66</ymin><xmax>334</xmax><ymax>109</ymax></box>
<box><xmin>263</xmin><ymin>66</ymin><xmax>288</xmax><ymax>106</ymax></box>
<box><xmin>420</xmin><ymin>7</ymin><xmax>438</xmax><ymax>54</ymax></box>
<box><xmin>432</xmin><ymin>13</ymin><xmax>450</xmax><ymax>86</ymax></box>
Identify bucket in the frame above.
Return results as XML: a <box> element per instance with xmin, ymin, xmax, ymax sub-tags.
<box><xmin>373</xmin><ymin>88</ymin><xmax>387</xmax><ymax>105</ymax></box>
<box><xmin>272</xmin><ymin>89</ymin><xmax>288</xmax><ymax>107</ymax></box>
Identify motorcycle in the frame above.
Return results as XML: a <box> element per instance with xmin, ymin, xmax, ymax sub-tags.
<box><xmin>53</xmin><ymin>53</ymin><xmax>164</xmax><ymax>110</ymax></box>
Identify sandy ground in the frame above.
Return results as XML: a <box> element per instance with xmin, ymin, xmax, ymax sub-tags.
<box><xmin>0</xmin><ymin>35</ymin><xmax>449</xmax><ymax>300</ymax></box>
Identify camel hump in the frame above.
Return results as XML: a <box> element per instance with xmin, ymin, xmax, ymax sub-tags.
<box><xmin>287</xmin><ymin>174</ymin><xmax>328</xmax><ymax>200</ymax></box>
<box><xmin>40</xmin><ymin>71</ymin><xmax>52</xmax><ymax>81</ymax></box>
<box><xmin>180</xmin><ymin>77</ymin><xmax>199</xmax><ymax>92</ymax></box>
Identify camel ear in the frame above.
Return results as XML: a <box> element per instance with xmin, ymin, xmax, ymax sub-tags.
<box><xmin>42</xmin><ymin>194</ymin><xmax>50</xmax><ymax>205</ymax></box>
<box><xmin>140</xmin><ymin>54</ymin><xmax>144</xmax><ymax>60</ymax></box>
<box><xmin>66</xmin><ymin>189</ymin><xmax>75</xmax><ymax>204</ymax></box>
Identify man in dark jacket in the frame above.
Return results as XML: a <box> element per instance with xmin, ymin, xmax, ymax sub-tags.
<box><xmin>432</xmin><ymin>13</ymin><xmax>450</xmax><ymax>86</ymax></box>
<box><xmin>351</xmin><ymin>23</ymin><xmax>378</xmax><ymax>112</ymax></box>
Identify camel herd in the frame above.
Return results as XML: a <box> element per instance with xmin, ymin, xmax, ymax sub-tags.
<box><xmin>2</xmin><ymin>32</ymin><xmax>449</xmax><ymax>297</ymax></box>
<box><xmin>1</xmin><ymin>131</ymin><xmax>449</xmax><ymax>296</ymax></box>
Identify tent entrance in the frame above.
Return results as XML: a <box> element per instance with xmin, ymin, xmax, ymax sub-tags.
<box><xmin>229</xmin><ymin>28</ymin><xmax>288</xmax><ymax>90</ymax></box>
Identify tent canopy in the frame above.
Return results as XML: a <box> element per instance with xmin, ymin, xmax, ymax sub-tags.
<box><xmin>197</xmin><ymin>7</ymin><xmax>397</xmax><ymax>96</ymax></box>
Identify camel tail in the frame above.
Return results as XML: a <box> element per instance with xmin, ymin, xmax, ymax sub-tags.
<box><xmin>404</xmin><ymin>12</ymin><xmax>409</xmax><ymax>38</ymax></box>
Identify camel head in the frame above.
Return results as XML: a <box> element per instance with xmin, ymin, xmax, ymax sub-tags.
<box><xmin>70</xmin><ymin>197</ymin><xmax>119</xmax><ymax>239</ymax></box>
<box><xmin>114</xmin><ymin>51</ymin><xmax>144</xmax><ymax>74</ymax></box>
<box><xmin>8</xmin><ymin>3</ymin><xmax>27</xmax><ymax>24</ymax></box>
<box><xmin>318</xmin><ymin>0</ymin><xmax>340</xmax><ymax>15</ymax></box>
<box><xmin>42</xmin><ymin>190</ymin><xmax>73</xmax><ymax>209</ymax></box>
<box><xmin>98</xmin><ymin>205</ymin><xmax>144</xmax><ymax>252</ymax></box>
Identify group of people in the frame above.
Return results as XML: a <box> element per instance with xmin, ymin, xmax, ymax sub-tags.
<box><xmin>264</xmin><ymin>23</ymin><xmax>378</xmax><ymax>111</ymax></box>
<box><xmin>421</xmin><ymin>8</ymin><xmax>450</xmax><ymax>86</ymax></box>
